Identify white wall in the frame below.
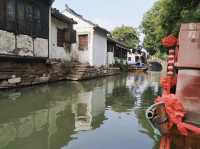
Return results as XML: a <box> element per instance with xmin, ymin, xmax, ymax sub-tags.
<box><xmin>0</xmin><ymin>30</ymin><xmax>48</xmax><ymax>57</ymax></box>
<box><xmin>63</xmin><ymin>10</ymin><xmax>107</xmax><ymax>66</ymax></box>
<box><xmin>63</xmin><ymin>10</ymin><xmax>95</xmax><ymax>65</ymax></box>
<box><xmin>93</xmin><ymin>31</ymin><xmax>107</xmax><ymax>66</ymax></box>
<box><xmin>70</xmin><ymin>31</ymin><xmax>93</xmax><ymax>65</ymax></box>
<box><xmin>107</xmin><ymin>52</ymin><xmax>115</xmax><ymax>65</ymax></box>
<box><xmin>127</xmin><ymin>53</ymin><xmax>137</xmax><ymax>65</ymax></box>
<box><xmin>0</xmin><ymin>30</ymin><xmax>16</xmax><ymax>55</ymax></box>
<box><xmin>50</xmin><ymin>18</ymin><xmax>71</xmax><ymax>61</ymax></box>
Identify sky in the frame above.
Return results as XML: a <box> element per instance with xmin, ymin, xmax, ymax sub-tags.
<box><xmin>53</xmin><ymin>0</ymin><xmax>156</xmax><ymax>32</ymax></box>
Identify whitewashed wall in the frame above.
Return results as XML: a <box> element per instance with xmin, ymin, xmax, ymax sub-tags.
<box><xmin>0</xmin><ymin>30</ymin><xmax>48</xmax><ymax>57</ymax></box>
<box><xmin>63</xmin><ymin>10</ymin><xmax>108</xmax><ymax>66</ymax></box>
<box><xmin>50</xmin><ymin>18</ymin><xmax>71</xmax><ymax>61</ymax></box>
<box><xmin>127</xmin><ymin>53</ymin><xmax>137</xmax><ymax>65</ymax></box>
<box><xmin>93</xmin><ymin>31</ymin><xmax>107</xmax><ymax>66</ymax></box>
<box><xmin>0</xmin><ymin>30</ymin><xmax>16</xmax><ymax>55</ymax></box>
<box><xmin>107</xmin><ymin>52</ymin><xmax>115</xmax><ymax>65</ymax></box>
<box><xmin>70</xmin><ymin>31</ymin><xmax>93</xmax><ymax>64</ymax></box>
<box><xmin>63</xmin><ymin>10</ymin><xmax>94</xmax><ymax>65</ymax></box>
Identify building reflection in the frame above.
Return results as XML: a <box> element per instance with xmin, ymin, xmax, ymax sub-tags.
<box><xmin>105</xmin><ymin>75</ymin><xmax>136</xmax><ymax>112</ymax></box>
<box><xmin>71</xmin><ymin>81</ymin><xmax>106</xmax><ymax>131</ymax></box>
<box><xmin>0</xmin><ymin>80</ymin><xmax>107</xmax><ymax>149</ymax></box>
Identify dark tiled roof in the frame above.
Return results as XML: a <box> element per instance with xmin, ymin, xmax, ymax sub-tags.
<box><xmin>107</xmin><ymin>37</ymin><xmax>129</xmax><ymax>50</ymax></box>
<box><xmin>65</xmin><ymin>6</ymin><xmax>110</xmax><ymax>34</ymax></box>
<box><xmin>42</xmin><ymin>0</ymin><xmax>54</xmax><ymax>5</ymax></box>
<box><xmin>51</xmin><ymin>8</ymin><xmax>77</xmax><ymax>24</ymax></box>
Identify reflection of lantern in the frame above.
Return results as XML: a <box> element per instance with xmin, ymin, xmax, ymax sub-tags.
<box><xmin>161</xmin><ymin>35</ymin><xmax>177</xmax><ymax>48</ymax></box>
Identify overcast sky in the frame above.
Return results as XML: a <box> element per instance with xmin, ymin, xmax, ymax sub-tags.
<box><xmin>53</xmin><ymin>0</ymin><xmax>156</xmax><ymax>31</ymax></box>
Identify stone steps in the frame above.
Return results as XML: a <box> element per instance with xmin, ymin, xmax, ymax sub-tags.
<box><xmin>66</xmin><ymin>62</ymin><xmax>121</xmax><ymax>81</ymax></box>
<box><xmin>67</xmin><ymin>63</ymin><xmax>93</xmax><ymax>80</ymax></box>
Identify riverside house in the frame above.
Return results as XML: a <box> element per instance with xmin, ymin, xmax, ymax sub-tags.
<box><xmin>63</xmin><ymin>5</ymin><xmax>110</xmax><ymax>67</ymax></box>
<box><xmin>0</xmin><ymin>0</ymin><xmax>77</xmax><ymax>88</ymax></box>
<box><xmin>50</xmin><ymin>8</ymin><xmax>77</xmax><ymax>61</ymax></box>
<box><xmin>0</xmin><ymin>0</ymin><xmax>53</xmax><ymax>57</ymax></box>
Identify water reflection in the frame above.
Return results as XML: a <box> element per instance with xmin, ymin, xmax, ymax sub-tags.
<box><xmin>0</xmin><ymin>72</ymin><xmax>162</xmax><ymax>149</ymax></box>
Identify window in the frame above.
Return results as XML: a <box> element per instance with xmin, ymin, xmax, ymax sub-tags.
<box><xmin>7</xmin><ymin>0</ymin><xmax>16</xmax><ymax>31</ymax></box>
<box><xmin>33</xmin><ymin>7</ymin><xmax>41</xmax><ymax>36</ymax></box>
<box><xmin>69</xmin><ymin>30</ymin><xmax>76</xmax><ymax>43</ymax></box>
<box><xmin>107</xmin><ymin>44</ymin><xmax>114</xmax><ymax>52</ymax></box>
<box><xmin>79</xmin><ymin>34</ymin><xmax>88</xmax><ymax>50</ymax></box>
<box><xmin>0</xmin><ymin>0</ymin><xmax>48</xmax><ymax>38</ymax></box>
<box><xmin>17</xmin><ymin>1</ymin><xmax>24</xmax><ymax>20</ymax></box>
<box><xmin>25</xmin><ymin>4</ymin><xmax>33</xmax><ymax>21</ymax></box>
<box><xmin>128</xmin><ymin>57</ymin><xmax>131</xmax><ymax>61</ymax></box>
<box><xmin>135</xmin><ymin>56</ymin><xmax>139</xmax><ymax>62</ymax></box>
<box><xmin>114</xmin><ymin>47</ymin><xmax>121</xmax><ymax>58</ymax></box>
<box><xmin>17</xmin><ymin>1</ymin><xmax>25</xmax><ymax>33</ymax></box>
<box><xmin>57</xmin><ymin>29</ymin><xmax>65</xmax><ymax>47</ymax></box>
<box><xmin>7</xmin><ymin>0</ymin><xmax>15</xmax><ymax>20</ymax></box>
<box><xmin>0</xmin><ymin>0</ymin><xmax>6</xmax><ymax>28</ymax></box>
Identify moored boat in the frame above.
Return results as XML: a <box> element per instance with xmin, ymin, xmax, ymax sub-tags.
<box><xmin>128</xmin><ymin>63</ymin><xmax>148</xmax><ymax>72</ymax></box>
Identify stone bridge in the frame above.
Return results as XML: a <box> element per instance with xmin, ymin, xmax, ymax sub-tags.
<box><xmin>148</xmin><ymin>56</ymin><xmax>167</xmax><ymax>71</ymax></box>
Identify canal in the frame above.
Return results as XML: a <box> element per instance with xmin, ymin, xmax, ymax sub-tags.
<box><xmin>0</xmin><ymin>72</ymin><xmax>162</xmax><ymax>149</ymax></box>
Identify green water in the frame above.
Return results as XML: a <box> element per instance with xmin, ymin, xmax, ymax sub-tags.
<box><xmin>0</xmin><ymin>72</ymin><xmax>162</xmax><ymax>149</ymax></box>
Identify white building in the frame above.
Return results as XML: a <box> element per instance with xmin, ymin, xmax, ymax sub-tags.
<box><xmin>127</xmin><ymin>49</ymin><xmax>149</xmax><ymax>65</ymax></box>
<box><xmin>50</xmin><ymin>8</ymin><xmax>77</xmax><ymax>61</ymax></box>
<box><xmin>63</xmin><ymin>5</ymin><xmax>110</xmax><ymax>66</ymax></box>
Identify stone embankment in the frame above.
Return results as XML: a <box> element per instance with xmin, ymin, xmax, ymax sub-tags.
<box><xmin>0</xmin><ymin>59</ymin><xmax>120</xmax><ymax>89</ymax></box>
<box><xmin>66</xmin><ymin>63</ymin><xmax>121</xmax><ymax>81</ymax></box>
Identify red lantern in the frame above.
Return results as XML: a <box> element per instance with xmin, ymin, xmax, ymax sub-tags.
<box><xmin>161</xmin><ymin>35</ymin><xmax>177</xmax><ymax>48</ymax></box>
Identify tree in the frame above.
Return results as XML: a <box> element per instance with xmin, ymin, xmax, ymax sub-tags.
<box><xmin>140</xmin><ymin>0</ymin><xmax>200</xmax><ymax>57</ymax></box>
<box><xmin>112</xmin><ymin>25</ymin><xmax>139</xmax><ymax>49</ymax></box>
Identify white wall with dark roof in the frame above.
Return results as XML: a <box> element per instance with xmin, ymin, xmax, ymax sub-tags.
<box><xmin>50</xmin><ymin>17</ymin><xmax>71</xmax><ymax>61</ymax></box>
<box><xmin>63</xmin><ymin>9</ymin><xmax>108</xmax><ymax>66</ymax></box>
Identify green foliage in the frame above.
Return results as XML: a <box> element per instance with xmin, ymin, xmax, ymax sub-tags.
<box><xmin>112</xmin><ymin>25</ymin><xmax>139</xmax><ymax>49</ymax></box>
<box><xmin>154</xmin><ymin>50</ymin><xmax>168</xmax><ymax>60</ymax></box>
<box><xmin>141</xmin><ymin>0</ymin><xmax>200</xmax><ymax>56</ymax></box>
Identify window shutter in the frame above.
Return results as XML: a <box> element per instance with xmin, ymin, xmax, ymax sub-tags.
<box><xmin>25</xmin><ymin>3</ymin><xmax>33</xmax><ymax>35</ymax></box>
<box><xmin>0</xmin><ymin>0</ymin><xmax>6</xmax><ymax>29</ymax></box>
<box><xmin>57</xmin><ymin>28</ymin><xmax>64</xmax><ymax>47</ymax></box>
<box><xmin>69</xmin><ymin>30</ymin><xmax>76</xmax><ymax>43</ymax></box>
<box><xmin>17</xmin><ymin>0</ymin><xmax>25</xmax><ymax>34</ymax></box>
<box><xmin>33</xmin><ymin>6</ymin><xmax>41</xmax><ymax>37</ymax></box>
<box><xmin>64</xmin><ymin>28</ymin><xmax>69</xmax><ymax>43</ymax></box>
<box><xmin>63</xmin><ymin>29</ymin><xmax>76</xmax><ymax>44</ymax></box>
<box><xmin>6</xmin><ymin>0</ymin><xmax>16</xmax><ymax>32</ymax></box>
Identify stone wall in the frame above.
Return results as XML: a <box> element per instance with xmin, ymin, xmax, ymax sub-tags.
<box><xmin>66</xmin><ymin>63</ymin><xmax>121</xmax><ymax>81</ymax></box>
<box><xmin>0</xmin><ymin>30</ymin><xmax>48</xmax><ymax>57</ymax></box>
<box><xmin>0</xmin><ymin>58</ymin><xmax>71</xmax><ymax>89</ymax></box>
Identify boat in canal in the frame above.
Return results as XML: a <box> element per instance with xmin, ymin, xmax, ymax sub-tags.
<box><xmin>128</xmin><ymin>48</ymin><xmax>149</xmax><ymax>72</ymax></box>
<box><xmin>146</xmin><ymin>23</ymin><xmax>200</xmax><ymax>149</ymax></box>
<box><xmin>128</xmin><ymin>63</ymin><xmax>148</xmax><ymax>72</ymax></box>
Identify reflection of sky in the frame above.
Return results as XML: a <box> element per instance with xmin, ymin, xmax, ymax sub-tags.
<box><xmin>127</xmin><ymin>73</ymin><xmax>160</xmax><ymax>101</ymax></box>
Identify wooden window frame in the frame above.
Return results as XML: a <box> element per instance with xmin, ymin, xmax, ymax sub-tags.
<box><xmin>0</xmin><ymin>0</ymin><xmax>48</xmax><ymax>39</ymax></box>
<box><xmin>57</xmin><ymin>28</ymin><xmax>65</xmax><ymax>47</ymax></box>
<box><xmin>78</xmin><ymin>34</ymin><xmax>88</xmax><ymax>51</ymax></box>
